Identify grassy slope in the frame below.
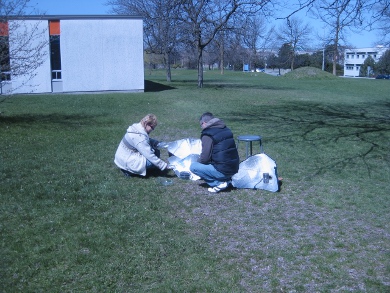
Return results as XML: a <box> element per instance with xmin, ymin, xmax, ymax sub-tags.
<box><xmin>1</xmin><ymin>68</ymin><xmax>389</xmax><ymax>292</ymax></box>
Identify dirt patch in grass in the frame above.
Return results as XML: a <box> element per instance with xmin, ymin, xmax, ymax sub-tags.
<box><xmin>170</xmin><ymin>180</ymin><xmax>390</xmax><ymax>291</ymax></box>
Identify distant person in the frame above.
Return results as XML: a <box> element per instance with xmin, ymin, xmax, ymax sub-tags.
<box><xmin>190</xmin><ymin>112</ymin><xmax>239</xmax><ymax>193</ymax></box>
<box><xmin>114</xmin><ymin>114</ymin><xmax>170</xmax><ymax>177</ymax></box>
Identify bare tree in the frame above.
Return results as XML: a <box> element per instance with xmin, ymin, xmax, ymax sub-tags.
<box><xmin>240</xmin><ymin>16</ymin><xmax>269</xmax><ymax>69</ymax></box>
<box><xmin>106</xmin><ymin>0</ymin><xmax>280</xmax><ymax>87</ymax></box>
<box><xmin>310</xmin><ymin>0</ymin><xmax>382</xmax><ymax>75</ymax></box>
<box><xmin>211</xmin><ymin>15</ymin><xmax>255</xmax><ymax>75</ymax></box>
<box><xmin>376</xmin><ymin>1</ymin><xmax>390</xmax><ymax>46</ymax></box>
<box><xmin>275</xmin><ymin>16</ymin><xmax>312</xmax><ymax>70</ymax></box>
<box><xmin>217</xmin><ymin>26</ymin><xmax>244</xmax><ymax>71</ymax></box>
<box><xmin>177</xmin><ymin>0</ymin><xmax>272</xmax><ymax>88</ymax></box>
<box><xmin>0</xmin><ymin>0</ymin><xmax>48</xmax><ymax>96</ymax></box>
<box><xmin>213</xmin><ymin>28</ymin><xmax>227</xmax><ymax>74</ymax></box>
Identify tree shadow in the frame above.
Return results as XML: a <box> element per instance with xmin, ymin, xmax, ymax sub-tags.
<box><xmin>228</xmin><ymin>100</ymin><xmax>390</xmax><ymax>178</ymax></box>
<box><xmin>144</xmin><ymin>80</ymin><xmax>176</xmax><ymax>92</ymax></box>
<box><xmin>0</xmin><ymin>113</ymin><xmax>103</xmax><ymax>128</ymax></box>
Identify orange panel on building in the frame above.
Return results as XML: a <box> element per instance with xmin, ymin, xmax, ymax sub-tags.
<box><xmin>0</xmin><ymin>22</ymin><xmax>9</xmax><ymax>36</ymax></box>
<box><xmin>49</xmin><ymin>20</ymin><xmax>60</xmax><ymax>35</ymax></box>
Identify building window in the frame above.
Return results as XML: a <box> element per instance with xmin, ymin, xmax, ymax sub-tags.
<box><xmin>0</xmin><ymin>22</ymin><xmax>11</xmax><ymax>81</ymax></box>
<box><xmin>50</xmin><ymin>35</ymin><xmax>61</xmax><ymax>79</ymax></box>
<box><xmin>49</xmin><ymin>20</ymin><xmax>61</xmax><ymax>80</ymax></box>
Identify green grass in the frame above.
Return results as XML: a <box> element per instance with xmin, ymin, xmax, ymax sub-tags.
<box><xmin>1</xmin><ymin>68</ymin><xmax>389</xmax><ymax>292</ymax></box>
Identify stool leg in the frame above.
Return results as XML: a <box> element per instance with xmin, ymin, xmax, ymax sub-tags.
<box><xmin>246</xmin><ymin>142</ymin><xmax>249</xmax><ymax>159</ymax></box>
<box><xmin>249</xmin><ymin>142</ymin><xmax>253</xmax><ymax>157</ymax></box>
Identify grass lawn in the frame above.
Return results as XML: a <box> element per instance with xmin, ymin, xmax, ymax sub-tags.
<box><xmin>1</xmin><ymin>68</ymin><xmax>389</xmax><ymax>292</ymax></box>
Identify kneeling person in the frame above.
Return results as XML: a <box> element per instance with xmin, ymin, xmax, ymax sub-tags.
<box><xmin>190</xmin><ymin>112</ymin><xmax>239</xmax><ymax>193</ymax></box>
<box><xmin>114</xmin><ymin>114</ymin><xmax>168</xmax><ymax>177</ymax></box>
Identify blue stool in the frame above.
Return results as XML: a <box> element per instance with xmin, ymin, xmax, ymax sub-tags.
<box><xmin>237</xmin><ymin>135</ymin><xmax>263</xmax><ymax>158</ymax></box>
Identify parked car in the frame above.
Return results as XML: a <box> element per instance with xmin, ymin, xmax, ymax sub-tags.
<box><xmin>375</xmin><ymin>74</ymin><xmax>390</xmax><ymax>79</ymax></box>
<box><xmin>255</xmin><ymin>68</ymin><xmax>265</xmax><ymax>72</ymax></box>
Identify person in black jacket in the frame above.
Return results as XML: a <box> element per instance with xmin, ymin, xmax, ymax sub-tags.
<box><xmin>190</xmin><ymin>112</ymin><xmax>239</xmax><ymax>193</ymax></box>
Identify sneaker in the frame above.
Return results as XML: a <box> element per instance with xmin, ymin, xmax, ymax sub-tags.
<box><xmin>208</xmin><ymin>181</ymin><xmax>229</xmax><ymax>193</ymax></box>
<box><xmin>121</xmin><ymin>169</ymin><xmax>132</xmax><ymax>177</ymax></box>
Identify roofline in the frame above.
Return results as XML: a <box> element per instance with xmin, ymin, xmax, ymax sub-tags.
<box><xmin>2</xmin><ymin>15</ymin><xmax>143</xmax><ymax>20</ymax></box>
<box><xmin>345</xmin><ymin>46</ymin><xmax>389</xmax><ymax>53</ymax></box>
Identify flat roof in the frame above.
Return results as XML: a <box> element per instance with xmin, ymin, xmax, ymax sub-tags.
<box><xmin>4</xmin><ymin>15</ymin><xmax>142</xmax><ymax>20</ymax></box>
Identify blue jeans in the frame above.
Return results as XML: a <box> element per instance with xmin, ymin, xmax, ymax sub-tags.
<box><xmin>190</xmin><ymin>162</ymin><xmax>231</xmax><ymax>187</ymax></box>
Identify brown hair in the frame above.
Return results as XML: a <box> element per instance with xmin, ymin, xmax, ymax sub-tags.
<box><xmin>199</xmin><ymin>112</ymin><xmax>214</xmax><ymax>123</ymax></box>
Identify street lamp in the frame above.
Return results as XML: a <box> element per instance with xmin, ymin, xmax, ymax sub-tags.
<box><xmin>322</xmin><ymin>48</ymin><xmax>325</xmax><ymax>71</ymax></box>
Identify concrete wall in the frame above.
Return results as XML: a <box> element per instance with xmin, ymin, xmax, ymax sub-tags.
<box><xmin>4</xmin><ymin>16</ymin><xmax>144</xmax><ymax>94</ymax></box>
<box><xmin>60</xmin><ymin>18</ymin><xmax>144</xmax><ymax>92</ymax></box>
<box><xmin>9</xmin><ymin>20</ymin><xmax>52</xmax><ymax>94</ymax></box>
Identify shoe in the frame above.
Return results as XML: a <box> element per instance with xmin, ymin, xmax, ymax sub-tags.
<box><xmin>121</xmin><ymin>169</ymin><xmax>132</xmax><ymax>177</ymax></box>
<box><xmin>208</xmin><ymin>181</ymin><xmax>229</xmax><ymax>193</ymax></box>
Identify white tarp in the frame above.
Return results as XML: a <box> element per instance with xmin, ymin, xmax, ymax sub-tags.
<box><xmin>232</xmin><ymin>153</ymin><xmax>279</xmax><ymax>192</ymax></box>
<box><xmin>161</xmin><ymin>138</ymin><xmax>279</xmax><ymax>192</ymax></box>
<box><xmin>159</xmin><ymin>138</ymin><xmax>201</xmax><ymax>180</ymax></box>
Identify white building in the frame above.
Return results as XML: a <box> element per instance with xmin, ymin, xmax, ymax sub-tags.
<box><xmin>0</xmin><ymin>15</ymin><xmax>144</xmax><ymax>94</ymax></box>
<box><xmin>344</xmin><ymin>46</ymin><xmax>388</xmax><ymax>77</ymax></box>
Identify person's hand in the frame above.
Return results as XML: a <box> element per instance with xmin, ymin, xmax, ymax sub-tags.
<box><xmin>157</xmin><ymin>141</ymin><xmax>169</xmax><ymax>149</ymax></box>
<box><xmin>150</xmin><ymin>138</ymin><xmax>160</xmax><ymax>149</ymax></box>
<box><xmin>166</xmin><ymin>164</ymin><xmax>175</xmax><ymax>170</ymax></box>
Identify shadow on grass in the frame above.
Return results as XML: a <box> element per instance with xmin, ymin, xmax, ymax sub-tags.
<box><xmin>209</xmin><ymin>84</ymin><xmax>294</xmax><ymax>91</ymax></box>
<box><xmin>163</xmin><ymin>78</ymin><xmax>295</xmax><ymax>90</ymax></box>
<box><xmin>0</xmin><ymin>113</ymin><xmax>102</xmax><ymax>127</ymax></box>
<box><xmin>205</xmin><ymin>81</ymin><xmax>295</xmax><ymax>91</ymax></box>
<box><xmin>229</xmin><ymin>100</ymin><xmax>390</xmax><ymax>178</ymax></box>
<box><xmin>144</xmin><ymin>80</ymin><xmax>176</xmax><ymax>92</ymax></box>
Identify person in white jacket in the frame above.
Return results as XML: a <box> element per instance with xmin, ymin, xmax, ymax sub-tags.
<box><xmin>114</xmin><ymin>114</ymin><xmax>169</xmax><ymax>177</ymax></box>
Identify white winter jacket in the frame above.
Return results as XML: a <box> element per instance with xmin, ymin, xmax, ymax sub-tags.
<box><xmin>114</xmin><ymin>122</ymin><xmax>167</xmax><ymax>176</ymax></box>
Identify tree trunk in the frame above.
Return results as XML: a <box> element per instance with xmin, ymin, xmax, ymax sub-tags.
<box><xmin>219</xmin><ymin>31</ymin><xmax>225</xmax><ymax>75</ymax></box>
<box><xmin>164</xmin><ymin>52</ymin><xmax>172</xmax><ymax>82</ymax></box>
<box><xmin>220</xmin><ymin>39</ymin><xmax>224</xmax><ymax>75</ymax></box>
<box><xmin>291</xmin><ymin>53</ymin><xmax>295</xmax><ymax>71</ymax></box>
<box><xmin>166</xmin><ymin>64</ymin><xmax>172</xmax><ymax>82</ymax></box>
<box><xmin>333</xmin><ymin>23</ymin><xmax>340</xmax><ymax>76</ymax></box>
<box><xmin>197</xmin><ymin>46</ymin><xmax>204</xmax><ymax>88</ymax></box>
<box><xmin>332</xmin><ymin>42</ymin><xmax>338</xmax><ymax>76</ymax></box>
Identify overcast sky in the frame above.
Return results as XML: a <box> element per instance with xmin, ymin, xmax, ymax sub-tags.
<box><xmin>32</xmin><ymin>0</ymin><xmax>379</xmax><ymax>49</ymax></box>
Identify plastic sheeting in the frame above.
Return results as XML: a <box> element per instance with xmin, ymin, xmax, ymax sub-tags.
<box><xmin>168</xmin><ymin>154</ymin><xmax>201</xmax><ymax>180</ymax></box>
<box><xmin>160</xmin><ymin>138</ymin><xmax>279</xmax><ymax>192</ymax></box>
<box><xmin>165</xmin><ymin>138</ymin><xmax>201</xmax><ymax>159</ymax></box>
<box><xmin>232</xmin><ymin>153</ymin><xmax>279</xmax><ymax>192</ymax></box>
<box><xmin>159</xmin><ymin>138</ymin><xmax>202</xmax><ymax>180</ymax></box>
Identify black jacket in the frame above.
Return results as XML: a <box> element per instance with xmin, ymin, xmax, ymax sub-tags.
<box><xmin>200</xmin><ymin>118</ymin><xmax>239</xmax><ymax>176</ymax></box>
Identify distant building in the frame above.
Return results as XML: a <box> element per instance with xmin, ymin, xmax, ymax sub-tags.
<box><xmin>0</xmin><ymin>15</ymin><xmax>144</xmax><ymax>94</ymax></box>
<box><xmin>344</xmin><ymin>46</ymin><xmax>388</xmax><ymax>77</ymax></box>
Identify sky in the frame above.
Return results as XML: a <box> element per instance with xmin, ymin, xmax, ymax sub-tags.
<box><xmin>32</xmin><ymin>0</ymin><xmax>379</xmax><ymax>49</ymax></box>
<box><xmin>32</xmin><ymin>0</ymin><xmax>109</xmax><ymax>15</ymax></box>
